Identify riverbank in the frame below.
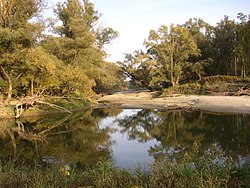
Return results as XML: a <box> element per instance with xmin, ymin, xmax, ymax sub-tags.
<box><xmin>1</xmin><ymin>91</ymin><xmax>249</xmax><ymax>119</ymax></box>
<box><xmin>98</xmin><ymin>90</ymin><xmax>250</xmax><ymax>114</ymax></box>
<box><xmin>0</xmin><ymin>96</ymin><xmax>92</xmax><ymax>119</ymax></box>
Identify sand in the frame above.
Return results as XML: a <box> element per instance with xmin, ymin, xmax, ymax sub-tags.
<box><xmin>98</xmin><ymin>91</ymin><xmax>250</xmax><ymax>114</ymax></box>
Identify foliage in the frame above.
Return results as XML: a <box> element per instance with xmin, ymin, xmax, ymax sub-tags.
<box><xmin>0</xmin><ymin>0</ymin><xmax>122</xmax><ymax>103</ymax></box>
<box><xmin>118</xmin><ymin>50</ymin><xmax>157</xmax><ymax>90</ymax></box>
<box><xmin>0</xmin><ymin>0</ymin><xmax>249</xmax><ymax>103</ymax></box>
<box><xmin>145</xmin><ymin>24</ymin><xmax>200</xmax><ymax>87</ymax></box>
<box><xmin>158</xmin><ymin>75</ymin><xmax>249</xmax><ymax>96</ymax></box>
<box><xmin>42</xmin><ymin>0</ymin><xmax>121</xmax><ymax>97</ymax></box>
<box><xmin>120</xmin><ymin>13</ymin><xmax>250</xmax><ymax>90</ymax></box>
<box><xmin>120</xmin><ymin>24</ymin><xmax>200</xmax><ymax>90</ymax></box>
<box><xmin>93</xmin><ymin>61</ymin><xmax>128</xmax><ymax>94</ymax></box>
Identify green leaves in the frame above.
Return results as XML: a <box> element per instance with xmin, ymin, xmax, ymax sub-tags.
<box><xmin>43</xmin><ymin>0</ymin><xmax>121</xmax><ymax>96</ymax></box>
<box><xmin>145</xmin><ymin>24</ymin><xmax>200</xmax><ymax>87</ymax></box>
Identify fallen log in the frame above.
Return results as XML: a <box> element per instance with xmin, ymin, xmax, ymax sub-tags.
<box><xmin>234</xmin><ymin>88</ymin><xmax>250</xmax><ymax>96</ymax></box>
<box><xmin>14</xmin><ymin>96</ymin><xmax>72</xmax><ymax>118</ymax></box>
<box><xmin>36</xmin><ymin>100</ymin><xmax>72</xmax><ymax>114</ymax></box>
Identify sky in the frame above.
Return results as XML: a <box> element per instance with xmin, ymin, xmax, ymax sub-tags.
<box><xmin>48</xmin><ymin>0</ymin><xmax>250</xmax><ymax>62</ymax></box>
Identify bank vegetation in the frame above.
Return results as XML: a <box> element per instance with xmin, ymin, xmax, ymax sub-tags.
<box><xmin>0</xmin><ymin>0</ymin><xmax>249</xmax><ymax>117</ymax></box>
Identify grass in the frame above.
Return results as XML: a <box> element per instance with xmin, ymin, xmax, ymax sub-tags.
<box><xmin>0</xmin><ymin>143</ymin><xmax>250</xmax><ymax>188</ymax></box>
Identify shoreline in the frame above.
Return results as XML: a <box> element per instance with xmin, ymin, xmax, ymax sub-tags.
<box><xmin>1</xmin><ymin>92</ymin><xmax>249</xmax><ymax>119</ymax></box>
<box><xmin>98</xmin><ymin>91</ymin><xmax>250</xmax><ymax>114</ymax></box>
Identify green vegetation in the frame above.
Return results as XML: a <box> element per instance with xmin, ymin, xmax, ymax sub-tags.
<box><xmin>160</xmin><ymin>75</ymin><xmax>250</xmax><ymax>96</ymax></box>
<box><xmin>119</xmin><ymin>16</ymin><xmax>250</xmax><ymax>90</ymax></box>
<box><xmin>0</xmin><ymin>0</ymin><xmax>124</xmax><ymax>107</ymax></box>
<box><xmin>0</xmin><ymin>0</ymin><xmax>249</xmax><ymax>115</ymax></box>
<box><xmin>0</xmin><ymin>143</ymin><xmax>249</xmax><ymax>188</ymax></box>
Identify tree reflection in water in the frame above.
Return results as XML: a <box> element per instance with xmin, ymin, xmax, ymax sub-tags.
<box><xmin>115</xmin><ymin>109</ymin><xmax>250</xmax><ymax>164</ymax></box>
<box><xmin>0</xmin><ymin>108</ymin><xmax>249</xmax><ymax>168</ymax></box>
<box><xmin>0</xmin><ymin>108</ymin><xmax>122</xmax><ymax>168</ymax></box>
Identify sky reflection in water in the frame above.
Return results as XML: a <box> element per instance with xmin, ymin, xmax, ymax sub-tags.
<box><xmin>0</xmin><ymin>108</ymin><xmax>249</xmax><ymax>169</ymax></box>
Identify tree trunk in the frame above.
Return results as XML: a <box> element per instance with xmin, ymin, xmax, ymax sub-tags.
<box><xmin>234</xmin><ymin>56</ymin><xmax>237</xmax><ymax>76</ymax></box>
<box><xmin>241</xmin><ymin>58</ymin><xmax>246</xmax><ymax>78</ymax></box>
<box><xmin>170</xmin><ymin>52</ymin><xmax>174</xmax><ymax>87</ymax></box>
<box><xmin>1</xmin><ymin>67</ymin><xmax>12</xmax><ymax>104</ymax></box>
<box><xmin>6</xmin><ymin>77</ymin><xmax>12</xmax><ymax>103</ymax></box>
<box><xmin>30</xmin><ymin>79</ymin><xmax>34</xmax><ymax>96</ymax></box>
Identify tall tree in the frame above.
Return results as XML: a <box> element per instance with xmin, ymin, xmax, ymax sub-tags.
<box><xmin>144</xmin><ymin>24</ymin><xmax>200</xmax><ymax>86</ymax></box>
<box><xmin>213</xmin><ymin>16</ymin><xmax>238</xmax><ymax>75</ymax></box>
<box><xmin>44</xmin><ymin>0</ymin><xmax>102</xmax><ymax>95</ymax></box>
<box><xmin>0</xmin><ymin>0</ymin><xmax>44</xmax><ymax>103</ymax></box>
<box><xmin>236</xmin><ymin>13</ymin><xmax>250</xmax><ymax>77</ymax></box>
<box><xmin>43</xmin><ymin>0</ymin><xmax>119</xmax><ymax>96</ymax></box>
<box><xmin>183</xmin><ymin>18</ymin><xmax>214</xmax><ymax>78</ymax></box>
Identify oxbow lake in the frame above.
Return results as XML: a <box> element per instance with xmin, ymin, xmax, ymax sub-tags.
<box><xmin>0</xmin><ymin>108</ymin><xmax>250</xmax><ymax>170</ymax></box>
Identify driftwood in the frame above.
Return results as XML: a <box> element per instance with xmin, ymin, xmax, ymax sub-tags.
<box><xmin>234</xmin><ymin>87</ymin><xmax>250</xmax><ymax>96</ymax></box>
<box><xmin>14</xmin><ymin>95</ymin><xmax>72</xmax><ymax>118</ymax></box>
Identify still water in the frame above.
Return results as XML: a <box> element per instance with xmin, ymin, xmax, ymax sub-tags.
<box><xmin>0</xmin><ymin>108</ymin><xmax>250</xmax><ymax>169</ymax></box>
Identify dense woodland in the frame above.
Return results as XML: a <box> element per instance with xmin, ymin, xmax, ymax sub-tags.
<box><xmin>119</xmin><ymin>14</ymin><xmax>250</xmax><ymax>89</ymax></box>
<box><xmin>0</xmin><ymin>0</ymin><xmax>250</xmax><ymax>104</ymax></box>
<box><xmin>0</xmin><ymin>0</ymin><xmax>124</xmax><ymax>105</ymax></box>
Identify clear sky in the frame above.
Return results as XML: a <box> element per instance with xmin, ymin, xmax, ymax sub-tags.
<box><xmin>48</xmin><ymin>0</ymin><xmax>250</xmax><ymax>62</ymax></box>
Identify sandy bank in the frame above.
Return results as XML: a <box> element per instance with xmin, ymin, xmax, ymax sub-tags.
<box><xmin>98</xmin><ymin>91</ymin><xmax>250</xmax><ymax>114</ymax></box>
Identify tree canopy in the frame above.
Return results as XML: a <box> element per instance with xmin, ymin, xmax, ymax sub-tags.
<box><xmin>0</xmin><ymin>0</ymin><xmax>249</xmax><ymax>102</ymax></box>
<box><xmin>120</xmin><ymin>13</ymin><xmax>250</xmax><ymax>90</ymax></box>
<box><xmin>0</xmin><ymin>0</ymin><xmax>122</xmax><ymax>103</ymax></box>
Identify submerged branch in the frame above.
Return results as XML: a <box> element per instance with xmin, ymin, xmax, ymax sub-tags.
<box><xmin>37</xmin><ymin>114</ymin><xmax>71</xmax><ymax>135</ymax></box>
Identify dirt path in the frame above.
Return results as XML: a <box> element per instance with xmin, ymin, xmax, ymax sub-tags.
<box><xmin>98</xmin><ymin>91</ymin><xmax>250</xmax><ymax>114</ymax></box>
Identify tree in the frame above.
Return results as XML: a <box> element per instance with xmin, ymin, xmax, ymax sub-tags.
<box><xmin>213</xmin><ymin>16</ymin><xmax>238</xmax><ymax>75</ymax></box>
<box><xmin>236</xmin><ymin>13</ymin><xmax>250</xmax><ymax>77</ymax></box>
<box><xmin>183</xmin><ymin>18</ymin><xmax>214</xmax><ymax>78</ymax></box>
<box><xmin>144</xmin><ymin>24</ymin><xmax>200</xmax><ymax>86</ymax></box>
<box><xmin>43</xmin><ymin>0</ymin><xmax>119</xmax><ymax>96</ymax></box>
<box><xmin>118</xmin><ymin>50</ymin><xmax>156</xmax><ymax>90</ymax></box>
<box><xmin>95</xmin><ymin>27</ymin><xmax>119</xmax><ymax>50</ymax></box>
<box><xmin>23</xmin><ymin>46</ymin><xmax>62</xmax><ymax>96</ymax></box>
<box><xmin>93</xmin><ymin>62</ymin><xmax>126</xmax><ymax>94</ymax></box>
<box><xmin>0</xmin><ymin>0</ymin><xmax>44</xmax><ymax>103</ymax></box>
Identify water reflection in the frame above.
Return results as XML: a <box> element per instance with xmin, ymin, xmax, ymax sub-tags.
<box><xmin>0</xmin><ymin>108</ymin><xmax>122</xmax><ymax>168</ymax></box>
<box><xmin>115</xmin><ymin>110</ymin><xmax>250</xmax><ymax>164</ymax></box>
<box><xmin>0</xmin><ymin>108</ymin><xmax>249</xmax><ymax>169</ymax></box>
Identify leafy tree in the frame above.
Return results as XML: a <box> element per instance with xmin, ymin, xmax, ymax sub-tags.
<box><xmin>236</xmin><ymin>13</ymin><xmax>250</xmax><ymax>77</ymax></box>
<box><xmin>43</xmin><ymin>0</ymin><xmax>120</xmax><ymax>96</ymax></box>
<box><xmin>0</xmin><ymin>0</ymin><xmax>44</xmax><ymax>103</ymax></box>
<box><xmin>93</xmin><ymin>61</ymin><xmax>127</xmax><ymax>94</ymax></box>
<box><xmin>213</xmin><ymin>16</ymin><xmax>238</xmax><ymax>75</ymax></box>
<box><xmin>95</xmin><ymin>27</ymin><xmax>119</xmax><ymax>50</ymax></box>
<box><xmin>183</xmin><ymin>18</ymin><xmax>214</xmax><ymax>78</ymax></box>
<box><xmin>119</xmin><ymin>25</ymin><xmax>200</xmax><ymax>89</ymax></box>
<box><xmin>144</xmin><ymin>24</ymin><xmax>200</xmax><ymax>86</ymax></box>
<box><xmin>118</xmin><ymin>50</ymin><xmax>156</xmax><ymax>90</ymax></box>
<box><xmin>23</xmin><ymin>46</ymin><xmax>62</xmax><ymax>96</ymax></box>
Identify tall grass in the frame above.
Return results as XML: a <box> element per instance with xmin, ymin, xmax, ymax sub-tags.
<box><xmin>0</xmin><ymin>143</ymin><xmax>250</xmax><ymax>188</ymax></box>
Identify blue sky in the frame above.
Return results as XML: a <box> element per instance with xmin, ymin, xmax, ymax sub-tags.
<box><xmin>48</xmin><ymin>0</ymin><xmax>250</xmax><ymax>62</ymax></box>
